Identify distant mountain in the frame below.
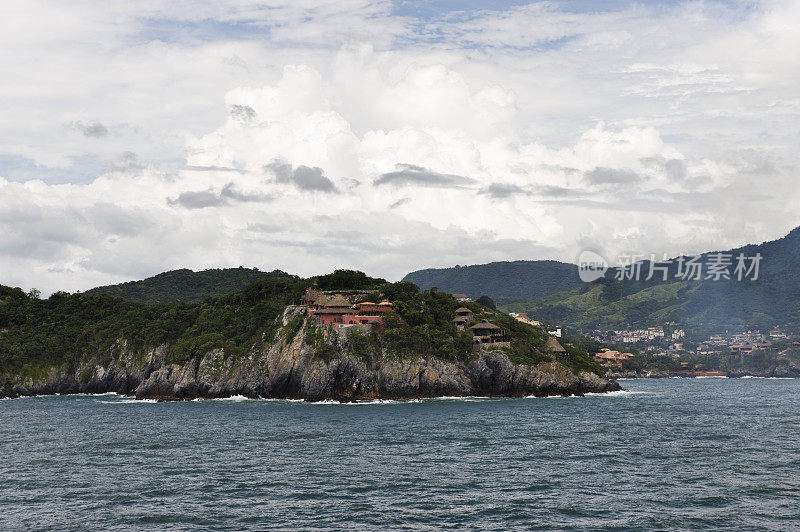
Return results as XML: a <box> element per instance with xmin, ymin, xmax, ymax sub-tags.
<box><xmin>83</xmin><ymin>267</ymin><xmax>296</xmax><ymax>303</ymax></box>
<box><xmin>402</xmin><ymin>260</ymin><xmax>582</xmax><ymax>302</ymax></box>
<box><xmin>505</xmin><ymin>227</ymin><xmax>800</xmax><ymax>333</ymax></box>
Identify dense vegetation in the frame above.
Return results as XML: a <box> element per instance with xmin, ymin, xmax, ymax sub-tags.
<box><xmin>0</xmin><ymin>278</ymin><xmax>302</xmax><ymax>382</ymax></box>
<box><xmin>402</xmin><ymin>260</ymin><xmax>582</xmax><ymax>303</ymax></box>
<box><xmin>83</xmin><ymin>267</ymin><xmax>296</xmax><ymax>303</ymax></box>
<box><xmin>501</xmin><ymin>226</ymin><xmax>800</xmax><ymax>334</ymax></box>
<box><xmin>0</xmin><ymin>270</ymin><xmax>605</xmax><ymax>384</ymax></box>
<box><xmin>311</xmin><ymin>269</ymin><xmax>386</xmax><ymax>291</ymax></box>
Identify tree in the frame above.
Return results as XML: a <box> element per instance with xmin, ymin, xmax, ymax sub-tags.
<box><xmin>27</xmin><ymin>288</ymin><xmax>41</xmax><ymax>300</ymax></box>
<box><xmin>476</xmin><ymin>295</ymin><xmax>496</xmax><ymax>310</ymax></box>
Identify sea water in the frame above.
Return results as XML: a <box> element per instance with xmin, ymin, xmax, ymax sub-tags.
<box><xmin>1</xmin><ymin>378</ymin><xmax>798</xmax><ymax>530</ymax></box>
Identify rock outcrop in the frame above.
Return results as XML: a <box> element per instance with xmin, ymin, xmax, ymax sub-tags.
<box><xmin>0</xmin><ymin>307</ymin><xmax>621</xmax><ymax>401</ymax></box>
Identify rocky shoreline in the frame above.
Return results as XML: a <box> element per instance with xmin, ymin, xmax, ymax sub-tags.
<box><xmin>0</xmin><ymin>307</ymin><xmax>620</xmax><ymax>401</ymax></box>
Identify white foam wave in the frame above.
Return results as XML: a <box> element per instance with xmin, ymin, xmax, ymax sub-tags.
<box><xmin>97</xmin><ymin>398</ymin><xmax>158</xmax><ymax>404</ymax></box>
<box><xmin>211</xmin><ymin>395</ymin><xmax>256</xmax><ymax>402</ymax></box>
<box><xmin>422</xmin><ymin>396</ymin><xmax>504</xmax><ymax>402</ymax></box>
<box><xmin>311</xmin><ymin>398</ymin><xmax>416</xmax><ymax>405</ymax></box>
<box><xmin>740</xmin><ymin>376</ymin><xmax>796</xmax><ymax>380</ymax></box>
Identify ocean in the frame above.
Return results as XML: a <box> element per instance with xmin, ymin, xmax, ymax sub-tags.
<box><xmin>1</xmin><ymin>378</ymin><xmax>798</xmax><ymax>531</ymax></box>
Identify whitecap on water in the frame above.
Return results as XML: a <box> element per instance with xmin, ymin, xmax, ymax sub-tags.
<box><xmin>740</xmin><ymin>376</ymin><xmax>796</xmax><ymax>380</ymax></box>
<box><xmin>96</xmin><ymin>398</ymin><xmax>158</xmax><ymax>404</ymax></box>
<box><xmin>211</xmin><ymin>395</ymin><xmax>255</xmax><ymax>402</ymax></box>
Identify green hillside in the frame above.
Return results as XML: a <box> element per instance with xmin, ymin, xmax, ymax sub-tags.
<box><xmin>402</xmin><ymin>260</ymin><xmax>582</xmax><ymax>302</ymax></box>
<box><xmin>505</xmin><ymin>227</ymin><xmax>800</xmax><ymax>333</ymax></box>
<box><xmin>83</xmin><ymin>267</ymin><xmax>296</xmax><ymax>303</ymax></box>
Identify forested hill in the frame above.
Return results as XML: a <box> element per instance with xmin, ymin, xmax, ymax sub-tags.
<box><xmin>506</xmin><ymin>226</ymin><xmax>800</xmax><ymax>333</ymax></box>
<box><xmin>402</xmin><ymin>260</ymin><xmax>581</xmax><ymax>302</ymax></box>
<box><xmin>83</xmin><ymin>267</ymin><xmax>296</xmax><ymax>303</ymax></box>
<box><xmin>0</xmin><ymin>270</ymin><xmax>611</xmax><ymax>400</ymax></box>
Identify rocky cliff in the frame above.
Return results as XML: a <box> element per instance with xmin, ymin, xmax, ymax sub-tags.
<box><xmin>0</xmin><ymin>306</ymin><xmax>620</xmax><ymax>400</ymax></box>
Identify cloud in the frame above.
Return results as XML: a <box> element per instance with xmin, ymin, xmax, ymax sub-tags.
<box><xmin>265</xmin><ymin>160</ymin><xmax>337</xmax><ymax>192</ymax></box>
<box><xmin>220</xmin><ymin>182</ymin><xmax>274</xmax><ymax>202</ymax></box>
<box><xmin>584</xmin><ymin>167</ymin><xmax>641</xmax><ymax>185</ymax></box>
<box><xmin>389</xmin><ymin>197</ymin><xmax>410</xmax><ymax>209</ymax></box>
<box><xmin>168</xmin><ymin>182</ymin><xmax>274</xmax><ymax>208</ymax></box>
<box><xmin>265</xmin><ymin>160</ymin><xmax>294</xmax><ymax>183</ymax></box>
<box><xmin>537</xmin><ymin>185</ymin><xmax>586</xmax><ymax>198</ymax></box>
<box><xmin>640</xmin><ymin>156</ymin><xmax>687</xmax><ymax>181</ymax></box>
<box><xmin>229</xmin><ymin>104</ymin><xmax>256</xmax><ymax>121</ymax></box>
<box><xmin>72</xmin><ymin>121</ymin><xmax>109</xmax><ymax>138</ymax></box>
<box><xmin>374</xmin><ymin>164</ymin><xmax>475</xmax><ymax>188</ymax></box>
<box><xmin>2</xmin><ymin>1</ymin><xmax>800</xmax><ymax>294</ymax></box>
<box><xmin>478</xmin><ymin>183</ymin><xmax>527</xmax><ymax>199</ymax></box>
<box><xmin>185</xmin><ymin>165</ymin><xmax>248</xmax><ymax>174</ymax></box>
<box><xmin>292</xmin><ymin>165</ymin><xmax>337</xmax><ymax>192</ymax></box>
<box><xmin>167</xmin><ymin>188</ymin><xmax>225</xmax><ymax>209</ymax></box>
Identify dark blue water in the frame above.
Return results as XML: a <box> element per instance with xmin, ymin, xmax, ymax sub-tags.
<box><xmin>1</xmin><ymin>378</ymin><xmax>799</xmax><ymax>531</ymax></box>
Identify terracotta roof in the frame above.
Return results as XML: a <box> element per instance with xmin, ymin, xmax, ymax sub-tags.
<box><xmin>357</xmin><ymin>301</ymin><xmax>377</xmax><ymax>306</ymax></box>
<box><xmin>471</xmin><ymin>319</ymin><xmax>501</xmax><ymax>331</ymax></box>
<box><xmin>546</xmin><ymin>337</ymin><xmax>566</xmax><ymax>353</ymax></box>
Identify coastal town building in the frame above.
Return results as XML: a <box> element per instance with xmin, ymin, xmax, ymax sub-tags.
<box><xmin>509</xmin><ymin>312</ymin><xmax>540</xmax><ymax>326</ymax></box>
<box><xmin>617</xmin><ymin>327</ymin><xmax>665</xmax><ymax>343</ymax></box>
<box><xmin>594</xmin><ymin>348</ymin><xmax>634</xmax><ymax>367</ymax></box>
<box><xmin>769</xmin><ymin>329</ymin><xmax>788</xmax><ymax>340</ymax></box>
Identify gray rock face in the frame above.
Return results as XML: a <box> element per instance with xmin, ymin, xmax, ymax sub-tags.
<box><xmin>0</xmin><ymin>309</ymin><xmax>621</xmax><ymax>401</ymax></box>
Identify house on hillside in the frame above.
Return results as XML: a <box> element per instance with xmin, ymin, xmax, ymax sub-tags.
<box><xmin>471</xmin><ymin>319</ymin><xmax>508</xmax><ymax>348</ymax></box>
<box><xmin>309</xmin><ymin>294</ymin><xmax>396</xmax><ymax>328</ymax></box>
<box><xmin>452</xmin><ymin>293</ymin><xmax>471</xmax><ymax>302</ymax></box>
<box><xmin>454</xmin><ymin>307</ymin><xmax>474</xmax><ymax>331</ymax></box>
<box><xmin>546</xmin><ymin>336</ymin><xmax>566</xmax><ymax>353</ymax></box>
<box><xmin>310</xmin><ymin>294</ymin><xmax>355</xmax><ymax>325</ymax></box>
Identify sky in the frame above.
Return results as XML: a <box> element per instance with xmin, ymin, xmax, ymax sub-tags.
<box><xmin>1</xmin><ymin>0</ymin><xmax>799</xmax><ymax>294</ymax></box>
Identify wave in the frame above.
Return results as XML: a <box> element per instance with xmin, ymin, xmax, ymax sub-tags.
<box><xmin>695</xmin><ymin>375</ymin><xmax>729</xmax><ymax>379</ymax></box>
<box><xmin>422</xmin><ymin>396</ymin><xmax>504</xmax><ymax>402</ymax></box>
<box><xmin>311</xmin><ymin>398</ymin><xmax>416</xmax><ymax>405</ymax></box>
<box><xmin>96</xmin><ymin>398</ymin><xmax>158</xmax><ymax>404</ymax></box>
<box><xmin>740</xmin><ymin>376</ymin><xmax>796</xmax><ymax>380</ymax></box>
<box><xmin>210</xmin><ymin>395</ymin><xmax>256</xmax><ymax>402</ymax></box>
